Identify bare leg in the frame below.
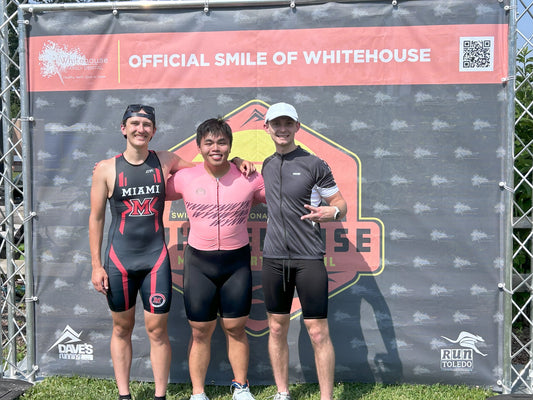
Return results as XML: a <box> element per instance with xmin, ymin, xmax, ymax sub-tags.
<box><xmin>220</xmin><ymin>316</ymin><xmax>249</xmax><ymax>384</ymax></box>
<box><xmin>304</xmin><ymin>318</ymin><xmax>335</xmax><ymax>400</ymax></box>
<box><xmin>188</xmin><ymin>319</ymin><xmax>217</xmax><ymax>395</ymax></box>
<box><xmin>144</xmin><ymin>311</ymin><xmax>171</xmax><ymax>397</ymax></box>
<box><xmin>267</xmin><ymin>313</ymin><xmax>291</xmax><ymax>394</ymax></box>
<box><xmin>110</xmin><ymin>308</ymin><xmax>136</xmax><ymax>396</ymax></box>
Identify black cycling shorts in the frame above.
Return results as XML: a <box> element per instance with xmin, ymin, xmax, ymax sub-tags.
<box><xmin>261</xmin><ymin>258</ymin><xmax>328</xmax><ymax>319</ymax></box>
<box><xmin>183</xmin><ymin>245</ymin><xmax>252</xmax><ymax>322</ymax></box>
<box><xmin>105</xmin><ymin>245</ymin><xmax>172</xmax><ymax>314</ymax></box>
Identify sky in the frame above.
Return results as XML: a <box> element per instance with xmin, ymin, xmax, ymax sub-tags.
<box><xmin>516</xmin><ymin>3</ymin><xmax>533</xmax><ymax>50</ymax></box>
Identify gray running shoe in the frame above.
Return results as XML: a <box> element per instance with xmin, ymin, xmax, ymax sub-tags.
<box><xmin>189</xmin><ymin>393</ymin><xmax>209</xmax><ymax>400</ymax></box>
<box><xmin>231</xmin><ymin>380</ymin><xmax>256</xmax><ymax>400</ymax></box>
<box><xmin>273</xmin><ymin>392</ymin><xmax>291</xmax><ymax>400</ymax></box>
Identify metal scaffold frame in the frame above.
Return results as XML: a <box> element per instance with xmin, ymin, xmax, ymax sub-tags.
<box><xmin>1</xmin><ymin>0</ymin><xmax>532</xmax><ymax>394</ymax></box>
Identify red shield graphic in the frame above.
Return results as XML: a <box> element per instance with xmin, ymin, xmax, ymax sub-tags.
<box><xmin>164</xmin><ymin>100</ymin><xmax>384</xmax><ymax>336</ymax></box>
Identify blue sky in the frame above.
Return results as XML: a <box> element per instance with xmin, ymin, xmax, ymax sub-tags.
<box><xmin>516</xmin><ymin>3</ymin><xmax>533</xmax><ymax>49</ymax></box>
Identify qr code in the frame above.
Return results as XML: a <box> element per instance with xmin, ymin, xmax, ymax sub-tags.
<box><xmin>459</xmin><ymin>37</ymin><xmax>494</xmax><ymax>72</ymax></box>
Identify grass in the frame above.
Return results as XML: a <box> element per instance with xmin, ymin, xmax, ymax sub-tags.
<box><xmin>19</xmin><ymin>376</ymin><xmax>497</xmax><ymax>400</ymax></box>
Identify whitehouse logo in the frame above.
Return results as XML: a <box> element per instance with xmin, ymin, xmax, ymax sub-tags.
<box><xmin>440</xmin><ymin>331</ymin><xmax>487</xmax><ymax>371</ymax></box>
<box><xmin>39</xmin><ymin>40</ymin><xmax>107</xmax><ymax>85</ymax></box>
<box><xmin>48</xmin><ymin>325</ymin><xmax>93</xmax><ymax>361</ymax></box>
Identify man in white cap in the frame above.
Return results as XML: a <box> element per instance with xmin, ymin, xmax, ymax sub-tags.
<box><xmin>261</xmin><ymin>102</ymin><xmax>347</xmax><ymax>400</ymax></box>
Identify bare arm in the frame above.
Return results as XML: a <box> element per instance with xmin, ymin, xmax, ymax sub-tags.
<box><xmin>89</xmin><ymin>159</ymin><xmax>112</xmax><ymax>294</ymax></box>
<box><xmin>301</xmin><ymin>190</ymin><xmax>347</xmax><ymax>222</ymax></box>
<box><xmin>157</xmin><ymin>150</ymin><xmax>195</xmax><ymax>178</ymax></box>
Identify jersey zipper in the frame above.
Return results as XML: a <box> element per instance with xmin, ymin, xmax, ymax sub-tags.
<box><xmin>216</xmin><ymin>178</ymin><xmax>221</xmax><ymax>250</ymax></box>
<box><xmin>279</xmin><ymin>155</ymin><xmax>291</xmax><ymax>259</ymax></box>
<box><xmin>279</xmin><ymin>155</ymin><xmax>291</xmax><ymax>290</ymax></box>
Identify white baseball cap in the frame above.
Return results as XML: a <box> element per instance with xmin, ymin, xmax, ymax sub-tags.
<box><xmin>264</xmin><ymin>102</ymin><xmax>299</xmax><ymax>123</ymax></box>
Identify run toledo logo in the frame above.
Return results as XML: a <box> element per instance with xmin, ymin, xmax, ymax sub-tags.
<box><xmin>440</xmin><ymin>331</ymin><xmax>488</xmax><ymax>372</ymax></box>
<box><xmin>164</xmin><ymin>99</ymin><xmax>384</xmax><ymax>336</ymax></box>
<box><xmin>48</xmin><ymin>325</ymin><xmax>93</xmax><ymax>361</ymax></box>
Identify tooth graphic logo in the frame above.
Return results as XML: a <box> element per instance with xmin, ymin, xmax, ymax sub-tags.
<box><xmin>38</xmin><ymin>40</ymin><xmax>108</xmax><ymax>85</ymax></box>
<box><xmin>440</xmin><ymin>331</ymin><xmax>487</xmax><ymax>371</ymax></box>
<box><xmin>39</xmin><ymin>41</ymin><xmax>88</xmax><ymax>84</ymax></box>
<box><xmin>48</xmin><ymin>325</ymin><xmax>94</xmax><ymax>361</ymax></box>
<box><xmin>164</xmin><ymin>99</ymin><xmax>384</xmax><ymax>336</ymax></box>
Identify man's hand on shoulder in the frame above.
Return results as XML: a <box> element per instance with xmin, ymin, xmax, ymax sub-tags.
<box><xmin>231</xmin><ymin>157</ymin><xmax>256</xmax><ymax>177</ymax></box>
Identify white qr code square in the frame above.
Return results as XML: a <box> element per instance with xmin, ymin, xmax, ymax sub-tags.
<box><xmin>459</xmin><ymin>36</ymin><xmax>494</xmax><ymax>72</ymax></box>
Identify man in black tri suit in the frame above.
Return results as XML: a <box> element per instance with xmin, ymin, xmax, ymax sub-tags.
<box><xmin>261</xmin><ymin>103</ymin><xmax>348</xmax><ymax>400</ymax></box>
<box><xmin>90</xmin><ymin>105</ymin><xmax>192</xmax><ymax>400</ymax></box>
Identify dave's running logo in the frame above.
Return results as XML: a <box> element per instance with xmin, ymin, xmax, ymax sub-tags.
<box><xmin>48</xmin><ymin>325</ymin><xmax>93</xmax><ymax>361</ymax></box>
<box><xmin>440</xmin><ymin>331</ymin><xmax>487</xmax><ymax>371</ymax></box>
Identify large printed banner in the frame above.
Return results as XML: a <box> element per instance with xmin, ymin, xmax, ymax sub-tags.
<box><xmin>27</xmin><ymin>0</ymin><xmax>508</xmax><ymax>388</ymax></box>
<box><xmin>30</xmin><ymin>24</ymin><xmax>506</xmax><ymax>90</ymax></box>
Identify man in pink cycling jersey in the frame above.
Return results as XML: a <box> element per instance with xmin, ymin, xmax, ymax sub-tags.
<box><xmin>167</xmin><ymin>118</ymin><xmax>265</xmax><ymax>400</ymax></box>
<box><xmin>90</xmin><ymin>106</ymin><xmax>254</xmax><ymax>400</ymax></box>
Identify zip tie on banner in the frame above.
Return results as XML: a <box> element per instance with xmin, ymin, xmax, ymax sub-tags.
<box><xmin>392</xmin><ymin>0</ymin><xmax>398</xmax><ymax>6</ymax></box>
<box><xmin>22</xmin><ymin>211</ymin><xmax>37</xmax><ymax>224</ymax></box>
<box><xmin>28</xmin><ymin>364</ymin><xmax>39</xmax><ymax>380</ymax></box>
<box><xmin>501</xmin><ymin>75</ymin><xmax>515</xmax><ymax>83</ymax></box>
<box><xmin>499</xmin><ymin>181</ymin><xmax>514</xmax><ymax>193</ymax></box>
<box><xmin>290</xmin><ymin>0</ymin><xmax>296</xmax><ymax>8</ymax></box>
<box><xmin>503</xmin><ymin>3</ymin><xmax>514</xmax><ymax>11</ymax></box>
<box><xmin>204</xmin><ymin>0</ymin><xmax>209</xmax><ymax>13</ymax></box>
<box><xmin>496</xmin><ymin>380</ymin><xmax>510</xmax><ymax>393</ymax></box>
<box><xmin>497</xmin><ymin>282</ymin><xmax>513</xmax><ymax>295</ymax></box>
<box><xmin>495</xmin><ymin>0</ymin><xmax>513</xmax><ymax>10</ymax></box>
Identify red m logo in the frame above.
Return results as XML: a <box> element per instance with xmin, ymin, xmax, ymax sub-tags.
<box><xmin>128</xmin><ymin>197</ymin><xmax>158</xmax><ymax>216</ymax></box>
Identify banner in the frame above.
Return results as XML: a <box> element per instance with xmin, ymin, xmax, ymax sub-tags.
<box><xmin>26</xmin><ymin>0</ymin><xmax>508</xmax><ymax>388</ymax></box>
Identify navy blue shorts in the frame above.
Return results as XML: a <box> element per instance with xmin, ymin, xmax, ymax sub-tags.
<box><xmin>261</xmin><ymin>258</ymin><xmax>328</xmax><ymax>319</ymax></box>
<box><xmin>184</xmin><ymin>245</ymin><xmax>252</xmax><ymax>322</ymax></box>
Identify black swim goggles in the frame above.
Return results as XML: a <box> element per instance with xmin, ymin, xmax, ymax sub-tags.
<box><xmin>122</xmin><ymin>104</ymin><xmax>156</xmax><ymax>125</ymax></box>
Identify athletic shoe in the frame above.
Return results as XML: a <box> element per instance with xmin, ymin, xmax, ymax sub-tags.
<box><xmin>189</xmin><ymin>393</ymin><xmax>209</xmax><ymax>400</ymax></box>
<box><xmin>273</xmin><ymin>392</ymin><xmax>291</xmax><ymax>400</ymax></box>
<box><xmin>231</xmin><ymin>380</ymin><xmax>256</xmax><ymax>400</ymax></box>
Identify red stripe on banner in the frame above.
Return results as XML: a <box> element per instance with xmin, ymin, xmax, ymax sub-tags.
<box><xmin>109</xmin><ymin>245</ymin><xmax>129</xmax><ymax>310</ymax></box>
<box><xmin>28</xmin><ymin>24</ymin><xmax>508</xmax><ymax>91</ymax></box>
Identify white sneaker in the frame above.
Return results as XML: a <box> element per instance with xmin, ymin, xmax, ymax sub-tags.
<box><xmin>190</xmin><ymin>393</ymin><xmax>209</xmax><ymax>400</ymax></box>
<box><xmin>231</xmin><ymin>380</ymin><xmax>256</xmax><ymax>400</ymax></box>
<box><xmin>273</xmin><ymin>392</ymin><xmax>291</xmax><ymax>400</ymax></box>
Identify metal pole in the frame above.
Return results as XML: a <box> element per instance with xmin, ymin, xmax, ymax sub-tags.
<box><xmin>18</xmin><ymin>0</ymin><xmax>374</xmax><ymax>13</ymax></box>
<box><xmin>503</xmin><ymin>0</ymin><xmax>518</xmax><ymax>394</ymax></box>
<box><xmin>0</xmin><ymin>0</ymin><xmax>17</xmax><ymax>379</ymax></box>
<box><xmin>0</xmin><ymin>0</ymin><xmax>5</xmax><ymax>379</ymax></box>
<box><xmin>18</xmin><ymin>7</ymin><xmax>35</xmax><ymax>383</ymax></box>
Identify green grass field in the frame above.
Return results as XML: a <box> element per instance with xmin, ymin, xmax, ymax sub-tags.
<box><xmin>19</xmin><ymin>376</ymin><xmax>497</xmax><ymax>400</ymax></box>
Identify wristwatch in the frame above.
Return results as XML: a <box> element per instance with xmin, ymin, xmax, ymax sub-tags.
<box><xmin>333</xmin><ymin>206</ymin><xmax>340</xmax><ymax>220</ymax></box>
